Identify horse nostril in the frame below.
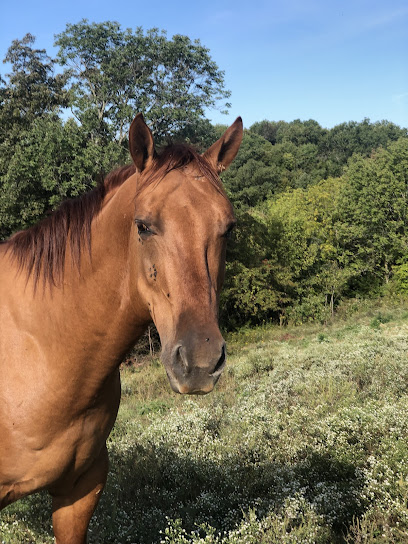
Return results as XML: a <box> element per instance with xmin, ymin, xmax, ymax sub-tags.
<box><xmin>173</xmin><ymin>345</ymin><xmax>189</xmax><ymax>371</ymax></box>
<box><xmin>212</xmin><ymin>345</ymin><xmax>226</xmax><ymax>375</ymax></box>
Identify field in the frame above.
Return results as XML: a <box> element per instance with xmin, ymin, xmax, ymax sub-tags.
<box><xmin>2</xmin><ymin>298</ymin><xmax>408</xmax><ymax>543</ymax></box>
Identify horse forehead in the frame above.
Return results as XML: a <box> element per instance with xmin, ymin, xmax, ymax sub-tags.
<box><xmin>140</xmin><ymin>168</ymin><xmax>232</xmax><ymax>218</ymax></box>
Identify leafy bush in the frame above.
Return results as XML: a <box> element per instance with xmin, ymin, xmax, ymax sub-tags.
<box><xmin>393</xmin><ymin>262</ymin><xmax>408</xmax><ymax>294</ymax></box>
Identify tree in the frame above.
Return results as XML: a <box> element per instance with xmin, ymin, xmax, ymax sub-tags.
<box><xmin>319</xmin><ymin>118</ymin><xmax>407</xmax><ymax>177</ymax></box>
<box><xmin>171</xmin><ymin>118</ymin><xmax>218</xmax><ymax>151</ymax></box>
<box><xmin>0</xmin><ymin>34</ymin><xmax>67</xmax><ymax>136</ymax></box>
<box><xmin>337</xmin><ymin>137</ymin><xmax>408</xmax><ymax>287</ymax></box>
<box><xmin>221</xmin><ymin>131</ymin><xmax>280</xmax><ymax>209</ymax></box>
<box><xmin>263</xmin><ymin>177</ymin><xmax>349</xmax><ymax>323</ymax></box>
<box><xmin>249</xmin><ymin>119</ymin><xmax>288</xmax><ymax>145</ymax></box>
<box><xmin>54</xmin><ymin>20</ymin><xmax>231</xmax><ymax>144</ymax></box>
<box><xmin>250</xmin><ymin>119</ymin><xmax>327</xmax><ymax>147</ymax></box>
<box><xmin>220</xmin><ymin>210</ymin><xmax>293</xmax><ymax>328</ymax></box>
<box><xmin>0</xmin><ymin>34</ymin><xmax>68</xmax><ymax>175</ymax></box>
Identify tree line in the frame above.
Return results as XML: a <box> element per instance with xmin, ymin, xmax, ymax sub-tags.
<box><xmin>222</xmin><ymin>123</ymin><xmax>408</xmax><ymax>326</ymax></box>
<box><xmin>1</xmin><ymin>21</ymin><xmax>408</xmax><ymax>328</ymax></box>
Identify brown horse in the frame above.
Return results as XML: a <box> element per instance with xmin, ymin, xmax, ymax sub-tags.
<box><xmin>0</xmin><ymin>114</ymin><xmax>242</xmax><ymax>542</ymax></box>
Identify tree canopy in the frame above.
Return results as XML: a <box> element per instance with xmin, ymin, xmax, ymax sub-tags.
<box><xmin>54</xmin><ymin>20</ymin><xmax>231</xmax><ymax>144</ymax></box>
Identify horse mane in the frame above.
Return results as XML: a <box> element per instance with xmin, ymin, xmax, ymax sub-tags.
<box><xmin>5</xmin><ymin>144</ymin><xmax>222</xmax><ymax>289</ymax></box>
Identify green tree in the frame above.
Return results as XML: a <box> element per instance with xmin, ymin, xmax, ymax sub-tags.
<box><xmin>268</xmin><ymin>140</ymin><xmax>323</xmax><ymax>189</ymax></box>
<box><xmin>221</xmin><ymin>131</ymin><xmax>280</xmax><ymax>209</ymax></box>
<box><xmin>250</xmin><ymin>119</ymin><xmax>327</xmax><ymax>147</ymax></box>
<box><xmin>0</xmin><ymin>34</ymin><xmax>68</xmax><ymax>173</ymax></box>
<box><xmin>250</xmin><ymin>118</ymin><xmax>407</xmax><ymax>189</ymax></box>
<box><xmin>320</xmin><ymin>118</ymin><xmax>407</xmax><ymax>178</ymax></box>
<box><xmin>55</xmin><ymin>20</ymin><xmax>230</xmax><ymax>144</ymax></box>
<box><xmin>263</xmin><ymin>177</ymin><xmax>348</xmax><ymax>323</ymax></box>
<box><xmin>0</xmin><ymin>116</ymin><xmax>123</xmax><ymax>239</ymax></box>
<box><xmin>171</xmin><ymin>118</ymin><xmax>218</xmax><ymax>151</ymax></box>
<box><xmin>0</xmin><ymin>34</ymin><xmax>67</xmax><ymax>130</ymax></box>
<box><xmin>337</xmin><ymin>137</ymin><xmax>408</xmax><ymax>289</ymax></box>
<box><xmin>220</xmin><ymin>210</ymin><xmax>293</xmax><ymax>328</ymax></box>
<box><xmin>249</xmin><ymin>119</ymin><xmax>288</xmax><ymax>145</ymax></box>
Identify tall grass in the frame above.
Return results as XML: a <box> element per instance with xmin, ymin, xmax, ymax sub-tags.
<box><xmin>2</xmin><ymin>298</ymin><xmax>408</xmax><ymax>543</ymax></box>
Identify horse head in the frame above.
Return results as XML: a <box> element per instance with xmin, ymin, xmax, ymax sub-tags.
<box><xmin>128</xmin><ymin>114</ymin><xmax>243</xmax><ymax>394</ymax></box>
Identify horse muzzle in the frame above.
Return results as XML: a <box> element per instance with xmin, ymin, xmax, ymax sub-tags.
<box><xmin>161</xmin><ymin>338</ymin><xmax>226</xmax><ymax>395</ymax></box>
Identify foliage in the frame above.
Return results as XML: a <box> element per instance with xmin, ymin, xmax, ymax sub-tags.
<box><xmin>251</xmin><ymin>118</ymin><xmax>327</xmax><ymax>147</ymax></box>
<box><xmin>0</xmin><ymin>115</ymin><xmax>127</xmax><ymax>239</ymax></box>
<box><xmin>337</xmin><ymin>138</ymin><xmax>408</xmax><ymax>289</ymax></box>
<box><xmin>0</xmin><ymin>34</ymin><xmax>67</xmax><ymax>134</ymax></box>
<box><xmin>0</xmin><ymin>25</ymin><xmax>228</xmax><ymax>237</ymax></box>
<box><xmin>321</xmin><ymin>118</ymin><xmax>407</xmax><ymax>175</ymax></box>
<box><xmin>393</xmin><ymin>261</ymin><xmax>408</xmax><ymax>294</ymax></box>
<box><xmin>55</xmin><ymin>20</ymin><xmax>231</xmax><ymax>144</ymax></box>
<box><xmin>221</xmin><ymin>134</ymin><xmax>408</xmax><ymax>327</ymax></box>
<box><xmin>220</xmin><ymin>131</ymin><xmax>279</xmax><ymax>208</ymax></box>
<box><xmin>0</xmin><ymin>34</ymin><xmax>68</xmax><ymax>180</ymax></box>
<box><xmin>265</xmin><ymin>177</ymin><xmax>347</xmax><ymax>323</ymax></box>
<box><xmin>250</xmin><ymin>117</ymin><xmax>407</xmax><ymax>188</ymax></box>
<box><xmin>220</xmin><ymin>210</ymin><xmax>290</xmax><ymax>328</ymax></box>
<box><xmin>221</xmin><ymin>177</ymin><xmax>350</xmax><ymax>327</ymax></box>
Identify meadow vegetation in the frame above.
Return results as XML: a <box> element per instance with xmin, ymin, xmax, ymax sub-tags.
<box><xmin>2</xmin><ymin>297</ymin><xmax>408</xmax><ymax>543</ymax></box>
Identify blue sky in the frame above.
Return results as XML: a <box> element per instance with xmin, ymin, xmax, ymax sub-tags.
<box><xmin>0</xmin><ymin>0</ymin><xmax>407</xmax><ymax>129</ymax></box>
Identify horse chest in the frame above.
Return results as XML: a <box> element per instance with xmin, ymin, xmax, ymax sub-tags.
<box><xmin>0</xmin><ymin>370</ymin><xmax>120</xmax><ymax>500</ymax></box>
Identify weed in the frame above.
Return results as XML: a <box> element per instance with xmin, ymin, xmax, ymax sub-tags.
<box><xmin>370</xmin><ymin>313</ymin><xmax>393</xmax><ymax>329</ymax></box>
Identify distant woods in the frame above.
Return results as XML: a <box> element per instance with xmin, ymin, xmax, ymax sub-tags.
<box><xmin>1</xmin><ymin>21</ymin><xmax>408</xmax><ymax>327</ymax></box>
<box><xmin>222</xmin><ymin>120</ymin><xmax>408</xmax><ymax>327</ymax></box>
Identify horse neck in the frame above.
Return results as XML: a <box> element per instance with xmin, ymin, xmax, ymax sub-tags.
<box><xmin>48</xmin><ymin>173</ymin><xmax>147</xmax><ymax>368</ymax></box>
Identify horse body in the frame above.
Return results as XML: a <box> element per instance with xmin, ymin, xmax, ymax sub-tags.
<box><xmin>0</xmin><ymin>175</ymin><xmax>136</xmax><ymax>506</ymax></box>
<box><xmin>0</xmin><ymin>114</ymin><xmax>242</xmax><ymax>542</ymax></box>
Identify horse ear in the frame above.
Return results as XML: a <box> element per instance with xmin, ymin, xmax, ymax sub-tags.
<box><xmin>203</xmin><ymin>117</ymin><xmax>243</xmax><ymax>173</ymax></box>
<box><xmin>129</xmin><ymin>113</ymin><xmax>156</xmax><ymax>172</ymax></box>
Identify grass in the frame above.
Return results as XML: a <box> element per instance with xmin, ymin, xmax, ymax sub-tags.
<box><xmin>2</xmin><ymin>297</ymin><xmax>408</xmax><ymax>543</ymax></box>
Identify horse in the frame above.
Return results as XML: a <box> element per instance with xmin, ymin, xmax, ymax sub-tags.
<box><xmin>0</xmin><ymin>113</ymin><xmax>243</xmax><ymax>543</ymax></box>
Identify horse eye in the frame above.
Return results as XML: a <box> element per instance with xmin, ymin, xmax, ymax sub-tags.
<box><xmin>136</xmin><ymin>222</ymin><xmax>152</xmax><ymax>236</ymax></box>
